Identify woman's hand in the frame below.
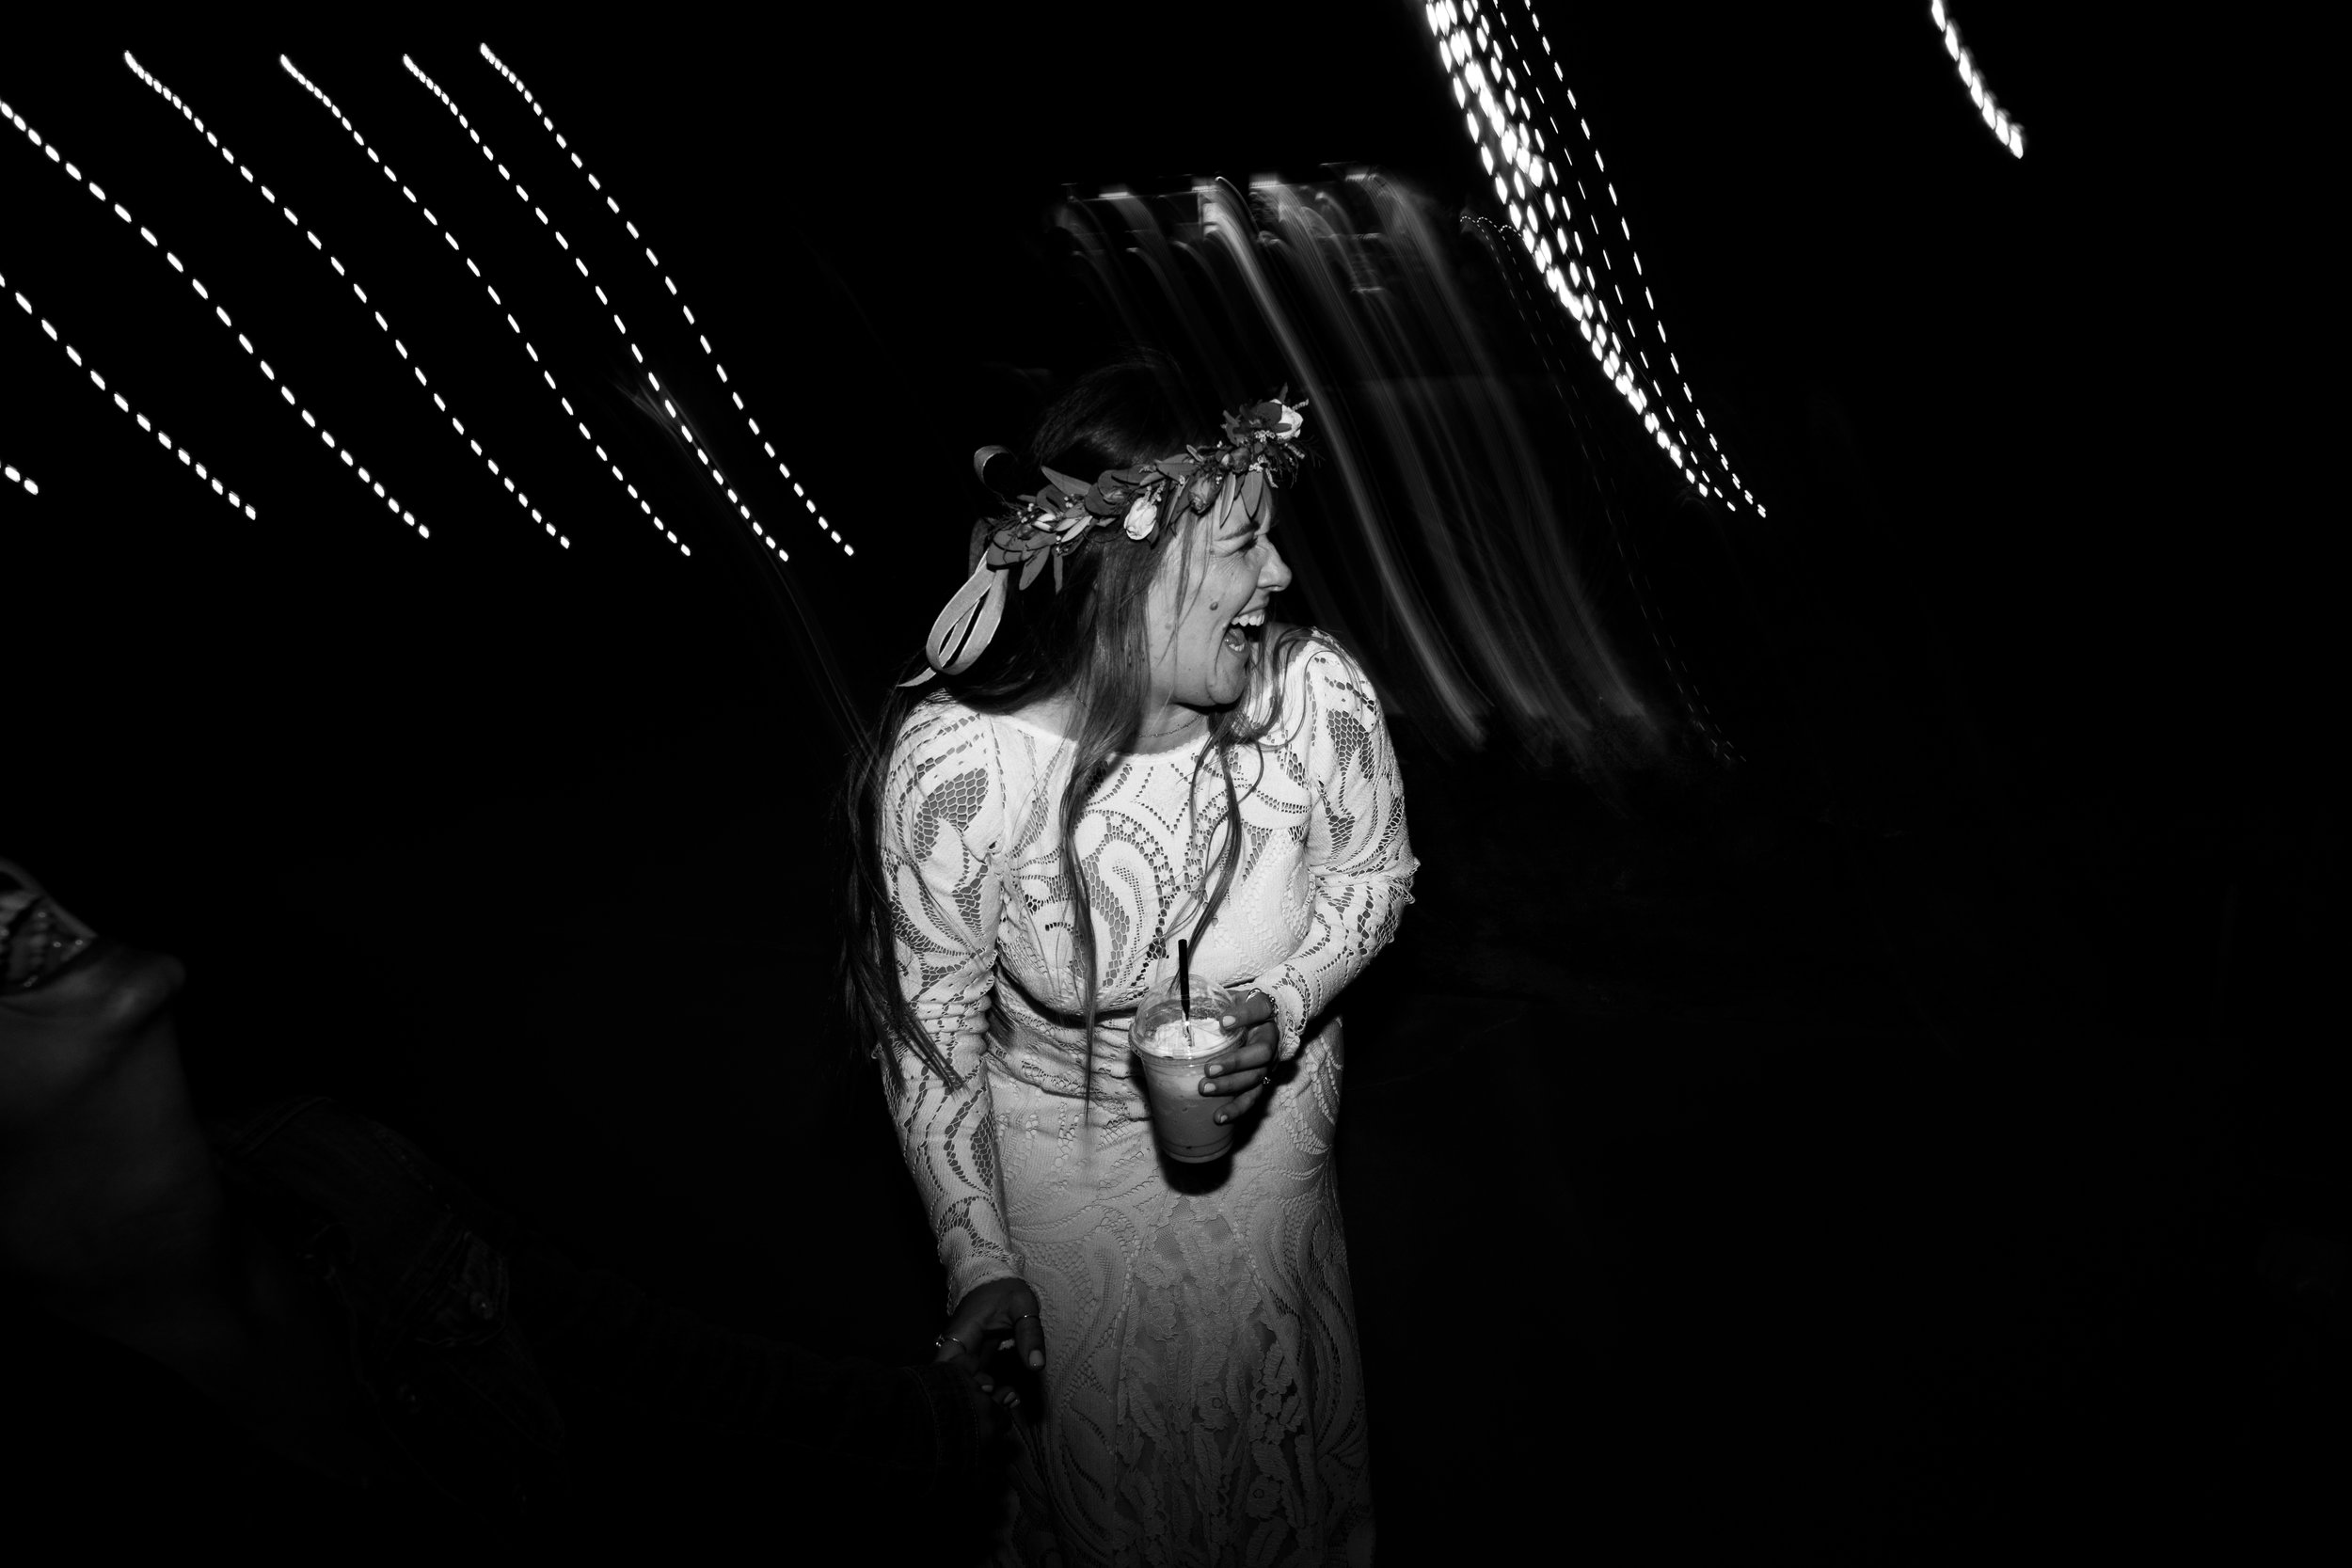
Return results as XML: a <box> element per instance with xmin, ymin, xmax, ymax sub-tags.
<box><xmin>1199</xmin><ymin>988</ymin><xmax>1281</xmax><ymax>1124</ymax></box>
<box><xmin>934</xmin><ymin>1276</ymin><xmax>1045</xmax><ymax>1416</ymax></box>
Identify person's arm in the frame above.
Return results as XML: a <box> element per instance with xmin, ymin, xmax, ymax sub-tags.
<box><xmin>878</xmin><ymin>703</ymin><xmax>1022</xmax><ymax>1312</ymax></box>
<box><xmin>1251</xmin><ymin>639</ymin><xmax>1418</xmax><ymax>1057</ymax></box>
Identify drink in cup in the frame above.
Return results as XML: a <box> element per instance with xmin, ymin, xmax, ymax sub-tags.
<box><xmin>1132</xmin><ymin>973</ymin><xmax>1243</xmax><ymax>1163</ymax></box>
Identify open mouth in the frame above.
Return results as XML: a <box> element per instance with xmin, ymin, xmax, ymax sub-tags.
<box><xmin>1220</xmin><ymin>607</ymin><xmax>1268</xmax><ymax>657</ymax></box>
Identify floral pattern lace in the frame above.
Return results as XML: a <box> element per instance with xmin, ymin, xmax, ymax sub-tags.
<box><xmin>880</xmin><ymin>636</ymin><xmax>1414</xmax><ymax>1566</ymax></box>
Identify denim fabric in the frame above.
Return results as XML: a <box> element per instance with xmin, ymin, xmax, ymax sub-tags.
<box><xmin>208</xmin><ymin>1095</ymin><xmax>572</xmax><ymax>1518</ymax></box>
<box><xmin>206</xmin><ymin>1096</ymin><xmax>986</xmax><ymax>1523</ymax></box>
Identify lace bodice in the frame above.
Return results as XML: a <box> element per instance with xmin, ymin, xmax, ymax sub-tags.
<box><xmin>880</xmin><ymin>635</ymin><xmax>1416</xmax><ymax>1307</ymax></box>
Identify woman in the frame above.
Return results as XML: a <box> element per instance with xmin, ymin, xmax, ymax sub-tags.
<box><xmin>844</xmin><ymin>359</ymin><xmax>1414</xmax><ymax>1566</ymax></box>
<box><xmin>0</xmin><ymin>856</ymin><xmax>1002</xmax><ymax>1544</ymax></box>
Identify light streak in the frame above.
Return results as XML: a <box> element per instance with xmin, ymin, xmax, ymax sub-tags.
<box><xmin>5</xmin><ymin>270</ymin><xmax>253</xmax><ymax>519</ymax></box>
<box><xmin>278</xmin><ymin>55</ymin><xmax>683</xmax><ymax>556</ymax></box>
<box><xmin>1459</xmin><ymin>210</ymin><xmax>1734</xmax><ymax>765</ymax></box>
<box><xmin>121</xmin><ymin>54</ymin><xmax>564</xmax><ymax>549</ymax></box>
<box><xmin>2</xmin><ymin>96</ymin><xmax>415</xmax><ymax>535</ymax></box>
<box><xmin>1929</xmin><ymin>1</ymin><xmax>2026</xmax><ymax>157</ymax></box>
<box><xmin>1421</xmin><ymin>0</ymin><xmax>1765</xmax><ymax>517</ymax></box>
<box><xmin>405</xmin><ymin>56</ymin><xmax>793</xmax><ymax>566</ymax></box>
<box><xmin>475</xmin><ymin>42</ymin><xmax>850</xmax><ymax>560</ymax></box>
<box><xmin>3</xmin><ymin>459</ymin><xmax>39</xmax><ymax>499</ymax></box>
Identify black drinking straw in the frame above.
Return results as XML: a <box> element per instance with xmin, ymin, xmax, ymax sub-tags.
<box><xmin>1177</xmin><ymin>938</ymin><xmax>1192</xmax><ymax>1019</ymax></box>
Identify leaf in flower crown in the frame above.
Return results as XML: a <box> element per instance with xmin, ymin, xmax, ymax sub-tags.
<box><xmin>1018</xmin><ymin>546</ymin><xmax>1051</xmax><ymax>591</ymax></box>
<box><xmin>1039</xmin><ymin>466</ymin><xmax>1091</xmax><ymax>499</ymax></box>
<box><xmin>1083</xmin><ymin>483</ymin><xmax>1127</xmax><ymax>519</ymax></box>
<box><xmin>983</xmin><ymin>522</ymin><xmax>1025</xmax><ymax>569</ymax></box>
<box><xmin>1241</xmin><ymin>467</ymin><xmax>1266</xmax><ymax>522</ymax></box>
<box><xmin>1154</xmin><ymin>454</ymin><xmax>1199</xmax><ymax>482</ymax></box>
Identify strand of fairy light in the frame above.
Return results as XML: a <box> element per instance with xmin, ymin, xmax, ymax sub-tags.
<box><xmin>1422</xmin><ymin>0</ymin><xmax>1765</xmax><ymax>518</ymax></box>
<box><xmin>400</xmin><ymin>56</ymin><xmax>791</xmax><ymax>568</ymax></box>
<box><xmin>475</xmin><ymin>42</ymin><xmax>853</xmax><ymax>559</ymax></box>
<box><xmin>1930</xmin><ymin>1</ymin><xmax>2026</xmax><ymax>157</ymax></box>
<box><xmin>2</xmin><ymin>97</ymin><xmax>413</xmax><ymax>533</ymax></box>
<box><xmin>4</xmin><ymin>270</ymin><xmax>252</xmax><ymax>518</ymax></box>
<box><xmin>1439</xmin><ymin>0</ymin><xmax>1753</xmax><ymax>513</ymax></box>
<box><xmin>121</xmin><ymin>55</ymin><xmax>566</xmax><ymax>549</ymax></box>
<box><xmin>3</xmin><ymin>459</ymin><xmax>37</xmax><ymax>498</ymax></box>
<box><xmin>276</xmin><ymin>55</ymin><xmax>686</xmax><ymax>558</ymax></box>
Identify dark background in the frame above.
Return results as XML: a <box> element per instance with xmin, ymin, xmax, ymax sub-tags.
<box><xmin>3</xmin><ymin>4</ymin><xmax>2336</xmax><ymax>1558</ymax></box>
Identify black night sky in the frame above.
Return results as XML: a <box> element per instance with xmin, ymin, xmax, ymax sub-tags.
<box><xmin>2</xmin><ymin>4</ymin><xmax>2335</xmax><ymax>1556</ymax></box>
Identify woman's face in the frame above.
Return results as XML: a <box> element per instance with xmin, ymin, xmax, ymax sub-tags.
<box><xmin>1144</xmin><ymin>494</ymin><xmax>1295</xmax><ymax>714</ymax></box>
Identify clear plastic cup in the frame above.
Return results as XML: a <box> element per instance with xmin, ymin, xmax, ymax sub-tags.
<box><xmin>1131</xmin><ymin>973</ymin><xmax>1243</xmax><ymax>1164</ymax></box>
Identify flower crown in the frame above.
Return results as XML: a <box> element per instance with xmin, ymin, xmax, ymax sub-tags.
<box><xmin>905</xmin><ymin>395</ymin><xmax>1309</xmax><ymax>685</ymax></box>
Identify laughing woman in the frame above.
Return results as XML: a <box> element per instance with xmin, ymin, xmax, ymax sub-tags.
<box><xmin>843</xmin><ymin>359</ymin><xmax>1414</xmax><ymax>1566</ymax></box>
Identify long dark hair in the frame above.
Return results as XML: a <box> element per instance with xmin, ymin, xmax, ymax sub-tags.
<box><xmin>840</xmin><ymin>355</ymin><xmax>1314</xmax><ymax>1101</ymax></box>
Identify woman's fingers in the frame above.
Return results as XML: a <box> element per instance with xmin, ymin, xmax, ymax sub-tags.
<box><xmin>1216</xmin><ymin>1074</ymin><xmax>1274</xmax><ymax>1122</ymax></box>
<box><xmin>1201</xmin><ymin>1034</ymin><xmax>1274</xmax><ymax>1092</ymax></box>
<box><xmin>1011</xmin><ymin>1306</ymin><xmax>1046</xmax><ymax>1370</ymax></box>
<box><xmin>1217</xmin><ymin>989</ymin><xmax>1277</xmax><ymax>1031</ymax></box>
<box><xmin>939</xmin><ymin>1279</ymin><xmax>1016</xmax><ymax>1362</ymax></box>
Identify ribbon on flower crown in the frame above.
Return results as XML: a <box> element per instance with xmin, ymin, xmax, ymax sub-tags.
<box><xmin>902</xmin><ymin>396</ymin><xmax>1308</xmax><ymax>687</ymax></box>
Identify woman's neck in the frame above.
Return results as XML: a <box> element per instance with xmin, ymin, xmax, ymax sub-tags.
<box><xmin>1132</xmin><ymin>703</ymin><xmax>1209</xmax><ymax>753</ymax></box>
<box><xmin>1009</xmin><ymin>691</ymin><xmax>1208</xmax><ymax>753</ymax></box>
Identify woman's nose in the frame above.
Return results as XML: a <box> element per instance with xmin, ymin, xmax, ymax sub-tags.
<box><xmin>1258</xmin><ymin>543</ymin><xmax>1295</xmax><ymax>596</ymax></box>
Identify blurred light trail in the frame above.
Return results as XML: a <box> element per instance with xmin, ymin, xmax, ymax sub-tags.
<box><xmin>475</xmin><ymin>41</ymin><xmax>853</xmax><ymax>559</ymax></box>
<box><xmin>1929</xmin><ymin>1</ymin><xmax>2026</xmax><ymax>156</ymax></box>
<box><xmin>123</xmin><ymin>53</ymin><xmax>566</xmax><ymax>549</ymax></box>
<box><xmin>400</xmin><ymin>55</ymin><xmax>788</xmax><ymax>567</ymax></box>
<box><xmin>5</xmin><ymin>270</ymin><xmax>253</xmax><ymax>519</ymax></box>
<box><xmin>1059</xmin><ymin>175</ymin><xmax>1668</xmax><ymax>762</ymax></box>
<box><xmin>1422</xmin><ymin>0</ymin><xmax>1764</xmax><ymax>517</ymax></box>
<box><xmin>278</xmin><ymin>54</ymin><xmax>686</xmax><ymax>557</ymax></box>
<box><xmin>1460</xmin><ymin>210</ymin><xmax>1736</xmax><ymax>766</ymax></box>
<box><xmin>4</xmin><ymin>460</ymin><xmax>40</xmax><ymax>499</ymax></box>
<box><xmin>2</xmin><ymin>96</ymin><xmax>416</xmax><ymax>535</ymax></box>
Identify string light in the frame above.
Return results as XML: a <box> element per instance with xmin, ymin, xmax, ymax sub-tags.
<box><xmin>402</xmin><ymin>56</ymin><xmax>791</xmax><ymax>565</ymax></box>
<box><xmin>2</xmin><ymin>96</ymin><xmax>416</xmax><ymax>535</ymax></box>
<box><xmin>4</xmin><ymin>459</ymin><xmax>40</xmax><ymax>499</ymax></box>
<box><xmin>5</xmin><ymin>270</ymin><xmax>253</xmax><ymax>519</ymax></box>
<box><xmin>122</xmin><ymin>55</ymin><xmax>564</xmax><ymax>548</ymax></box>
<box><xmin>1929</xmin><ymin>1</ymin><xmax>2026</xmax><ymax>157</ymax></box>
<box><xmin>278</xmin><ymin>55</ymin><xmax>683</xmax><ymax>556</ymax></box>
<box><xmin>1420</xmin><ymin>0</ymin><xmax>1765</xmax><ymax>517</ymax></box>
<box><xmin>475</xmin><ymin>42</ymin><xmax>850</xmax><ymax>560</ymax></box>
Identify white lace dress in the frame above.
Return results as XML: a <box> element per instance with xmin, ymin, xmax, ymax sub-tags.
<box><xmin>879</xmin><ymin>635</ymin><xmax>1416</xmax><ymax>1567</ymax></box>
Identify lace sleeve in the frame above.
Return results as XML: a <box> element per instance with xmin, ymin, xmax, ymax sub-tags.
<box><xmin>1255</xmin><ymin>641</ymin><xmax>1418</xmax><ymax>1056</ymax></box>
<box><xmin>879</xmin><ymin>703</ymin><xmax>1021</xmax><ymax>1312</ymax></box>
